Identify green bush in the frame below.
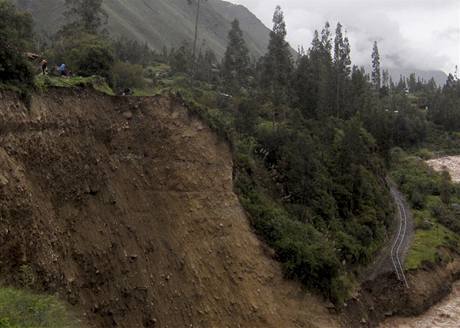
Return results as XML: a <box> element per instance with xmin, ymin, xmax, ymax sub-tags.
<box><xmin>391</xmin><ymin>152</ymin><xmax>460</xmax><ymax>269</ymax></box>
<box><xmin>239</xmin><ymin>190</ymin><xmax>345</xmax><ymax>302</ymax></box>
<box><xmin>0</xmin><ymin>1</ymin><xmax>34</xmax><ymax>90</ymax></box>
<box><xmin>410</xmin><ymin>188</ymin><xmax>425</xmax><ymax>209</ymax></box>
<box><xmin>0</xmin><ymin>46</ymin><xmax>34</xmax><ymax>89</ymax></box>
<box><xmin>0</xmin><ymin>288</ymin><xmax>77</xmax><ymax>328</ymax></box>
<box><xmin>51</xmin><ymin>32</ymin><xmax>114</xmax><ymax>80</ymax></box>
<box><xmin>111</xmin><ymin>61</ymin><xmax>145</xmax><ymax>91</ymax></box>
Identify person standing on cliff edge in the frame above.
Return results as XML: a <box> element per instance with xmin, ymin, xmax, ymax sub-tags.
<box><xmin>40</xmin><ymin>59</ymin><xmax>48</xmax><ymax>75</ymax></box>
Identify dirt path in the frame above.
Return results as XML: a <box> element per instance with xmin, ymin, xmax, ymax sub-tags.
<box><xmin>364</xmin><ymin>180</ymin><xmax>414</xmax><ymax>283</ymax></box>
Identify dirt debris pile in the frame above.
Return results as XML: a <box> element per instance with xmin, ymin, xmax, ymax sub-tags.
<box><xmin>0</xmin><ymin>89</ymin><xmax>338</xmax><ymax>328</ymax></box>
<box><xmin>427</xmin><ymin>156</ymin><xmax>460</xmax><ymax>183</ymax></box>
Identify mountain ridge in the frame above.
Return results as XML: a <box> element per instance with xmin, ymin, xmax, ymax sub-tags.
<box><xmin>16</xmin><ymin>0</ymin><xmax>447</xmax><ymax>84</ymax></box>
<box><xmin>15</xmin><ymin>0</ymin><xmax>272</xmax><ymax>58</ymax></box>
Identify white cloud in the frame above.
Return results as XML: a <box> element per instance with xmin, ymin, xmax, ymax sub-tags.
<box><xmin>229</xmin><ymin>0</ymin><xmax>460</xmax><ymax>73</ymax></box>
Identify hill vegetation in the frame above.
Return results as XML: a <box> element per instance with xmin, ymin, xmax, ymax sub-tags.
<box><xmin>1</xmin><ymin>0</ymin><xmax>460</xmax><ymax>321</ymax></box>
<box><xmin>0</xmin><ymin>288</ymin><xmax>77</xmax><ymax>328</ymax></box>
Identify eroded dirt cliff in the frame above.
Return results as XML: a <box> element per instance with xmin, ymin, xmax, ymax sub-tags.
<box><xmin>0</xmin><ymin>89</ymin><xmax>339</xmax><ymax>328</ymax></box>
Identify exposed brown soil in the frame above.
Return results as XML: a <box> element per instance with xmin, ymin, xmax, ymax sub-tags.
<box><xmin>0</xmin><ymin>89</ymin><xmax>340</xmax><ymax>328</ymax></box>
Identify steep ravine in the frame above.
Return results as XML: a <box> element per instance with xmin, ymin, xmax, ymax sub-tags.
<box><xmin>0</xmin><ymin>89</ymin><xmax>339</xmax><ymax>328</ymax></box>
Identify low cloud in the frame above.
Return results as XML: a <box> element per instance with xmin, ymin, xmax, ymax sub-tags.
<box><xmin>230</xmin><ymin>0</ymin><xmax>460</xmax><ymax>73</ymax></box>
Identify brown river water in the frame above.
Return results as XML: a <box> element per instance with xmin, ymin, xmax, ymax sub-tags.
<box><xmin>379</xmin><ymin>281</ymin><xmax>460</xmax><ymax>327</ymax></box>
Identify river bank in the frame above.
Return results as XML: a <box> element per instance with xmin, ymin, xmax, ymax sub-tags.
<box><xmin>380</xmin><ymin>280</ymin><xmax>460</xmax><ymax>327</ymax></box>
<box><xmin>343</xmin><ymin>243</ymin><xmax>460</xmax><ymax>327</ymax></box>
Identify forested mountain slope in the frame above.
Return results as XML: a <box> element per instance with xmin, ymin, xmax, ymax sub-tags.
<box><xmin>15</xmin><ymin>0</ymin><xmax>271</xmax><ymax>58</ymax></box>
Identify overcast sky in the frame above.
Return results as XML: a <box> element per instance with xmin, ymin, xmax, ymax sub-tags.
<box><xmin>230</xmin><ymin>0</ymin><xmax>460</xmax><ymax>73</ymax></box>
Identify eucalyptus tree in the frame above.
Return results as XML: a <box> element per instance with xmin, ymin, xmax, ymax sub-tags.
<box><xmin>187</xmin><ymin>0</ymin><xmax>208</xmax><ymax>59</ymax></box>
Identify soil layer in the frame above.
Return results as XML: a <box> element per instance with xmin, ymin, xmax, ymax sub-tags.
<box><xmin>0</xmin><ymin>89</ymin><xmax>339</xmax><ymax>328</ymax></box>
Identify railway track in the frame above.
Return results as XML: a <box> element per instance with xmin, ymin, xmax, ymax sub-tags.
<box><xmin>390</xmin><ymin>193</ymin><xmax>410</xmax><ymax>288</ymax></box>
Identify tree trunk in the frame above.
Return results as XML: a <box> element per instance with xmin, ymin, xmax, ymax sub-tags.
<box><xmin>192</xmin><ymin>0</ymin><xmax>201</xmax><ymax>59</ymax></box>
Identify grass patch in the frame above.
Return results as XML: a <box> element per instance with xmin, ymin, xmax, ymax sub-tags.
<box><xmin>391</xmin><ymin>149</ymin><xmax>460</xmax><ymax>270</ymax></box>
<box><xmin>406</xmin><ymin>217</ymin><xmax>458</xmax><ymax>270</ymax></box>
<box><xmin>132</xmin><ymin>88</ymin><xmax>155</xmax><ymax>96</ymax></box>
<box><xmin>0</xmin><ymin>287</ymin><xmax>77</xmax><ymax>328</ymax></box>
<box><xmin>35</xmin><ymin>75</ymin><xmax>114</xmax><ymax>95</ymax></box>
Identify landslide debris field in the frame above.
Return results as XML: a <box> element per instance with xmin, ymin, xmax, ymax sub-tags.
<box><xmin>427</xmin><ymin>156</ymin><xmax>460</xmax><ymax>183</ymax></box>
<box><xmin>0</xmin><ymin>89</ymin><xmax>339</xmax><ymax>328</ymax></box>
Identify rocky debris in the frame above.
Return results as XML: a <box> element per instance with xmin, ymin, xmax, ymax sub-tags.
<box><xmin>427</xmin><ymin>156</ymin><xmax>460</xmax><ymax>183</ymax></box>
<box><xmin>122</xmin><ymin>111</ymin><xmax>133</xmax><ymax>120</ymax></box>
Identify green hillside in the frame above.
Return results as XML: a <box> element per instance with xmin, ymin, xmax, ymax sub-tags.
<box><xmin>15</xmin><ymin>0</ymin><xmax>271</xmax><ymax>58</ymax></box>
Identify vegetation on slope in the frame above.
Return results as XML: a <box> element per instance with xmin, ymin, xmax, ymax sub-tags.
<box><xmin>0</xmin><ymin>0</ymin><xmax>34</xmax><ymax>96</ymax></box>
<box><xmin>0</xmin><ymin>287</ymin><xmax>77</xmax><ymax>328</ymax></box>
<box><xmin>390</xmin><ymin>149</ymin><xmax>460</xmax><ymax>270</ymax></box>
<box><xmin>35</xmin><ymin>75</ymin><xmax>114</xmax><ymax>95</ymax></box>
<box><xmin>149</xmin><ymin>75</ymin><xmax>392</xmax><ymax>303</ymax></box>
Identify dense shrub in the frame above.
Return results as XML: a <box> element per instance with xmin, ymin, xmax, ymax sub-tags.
<box><xmin>0</xmin><ymin>288</ymin><xmax>76</xmax><ymax>328</ymax></box>
<box><xmin>0</xmin><ymin>0</ymin><xmax>34</xmax><ymax>89</ymax></box>
<box><xmin>111</xmin><ymin>61</ymin><xmax>145</xmax><ymax>91</ymax></box>
<box><xmin>51</xmin><ymin>32</ymin><xmax>114</xmax><ymax>80</ymax></box>
<box><xmin>391</xmin><ymin>153</ymin><xmax>460</xmax><ymax>234</ymax></box>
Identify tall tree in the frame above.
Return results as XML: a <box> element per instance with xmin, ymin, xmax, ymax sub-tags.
<box><xmin>407</xmin><ymin>73</ymin><xmax>417</xmax><ymax>93</ymax></box>
<box><xmin>371</xmin><ymin>41</ymin><xmax>381</xmax><ymax>91</ymax></box>
<box><xmin>187</xmin><ymin>0</ymin><xmax>208</xmax><ymax>59</ymax></box>
<box><xmin>0</xmin><ymin>0</ymin><xmax>34</xmax><ymax>88</ymax></box>
<box><xmin>63</xmin><ymin>0</ymin><xmax>107</xmax><ymax>33</ymax></box>
<box><xmin>381</xmin><ymin>69</ymin><xmax>390</xmax><ymax>96</ymax></box>
<box><xmin>333</xmin><ymin>22</ymin><xmax>351</xmax><ymax>117</ymax></box>
<box><xmin>222</xmin><ymin>19</ymin><xmax>250</xmax><ymax>93</ymax></box>
<box><xmin>316</xmin><ymin>22</ymin><xmax>334</xmax><ymax>118</ymax></box>
<box><xmin>396</xmin><ymin>75</ymin><xmax>407</xmax><ymax>92</ymax></box>
<box><xmin>321</xmin><ymin>22</ymin><xmax>332</xmax><ymax>55</ymax></box>
<box><xmin>195</xmin><ymin>48</ymin><xmax>218</xmax><ymax>82</ymax></box>
<box><xmin>261</xmin><ymin>6</ymin><xmax>293</xmax><ymax>121</ymax></box>
<box><xmin>292</xmin><ymin>31</ymin><xmax>322</xmax><ymax>119</ymax></box>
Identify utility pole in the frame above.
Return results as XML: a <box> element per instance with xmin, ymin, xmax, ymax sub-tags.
<box><xmin>192</xmin><ymin>0</ymin><xmax>201</xmax><ymax>59</ymax></box>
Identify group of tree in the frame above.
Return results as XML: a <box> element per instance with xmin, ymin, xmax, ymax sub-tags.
<box><xmin>218</xmin><ymin>6</ymin><xmax>394</xmax><ymax>301</ymax></box>
<box><xmin>0</xmin><ymin>0</ymin><xmax>163</xmax><ymax>92</ymax></box>
<box><xmin>218</xmin><ymin>5</ymin><xmax>459</xmax><ymax>301</ymax></box>
<box><xmin>0</xmin><ymin>0</ymin><xmax>34</xmax><ymax>90</ymax></box>
<box><xmin>428</xmin><ymin>72</ymin><xmax>460</xmax><ymax>131</ymax></box>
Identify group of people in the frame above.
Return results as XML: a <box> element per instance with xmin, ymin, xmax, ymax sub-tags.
<box><xmin>39</xmin><ymin>59</ymin><xmax>70</xmax><ymax>77</ymax></box>
<box><xmin>26</xmin><ymin>52</ymin><xmax>70</xmax><ymax>77</ymax></box>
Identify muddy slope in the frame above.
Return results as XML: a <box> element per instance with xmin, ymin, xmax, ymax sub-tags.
<box><xmin>344</xmin><ymin>253</ymin><xmax>460</xmax><ymax>327</ymax></box>
<box><xmin>0</xmin><ymin>89</ymin><xmax>338</xmax><ymax>328</ymax></box>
